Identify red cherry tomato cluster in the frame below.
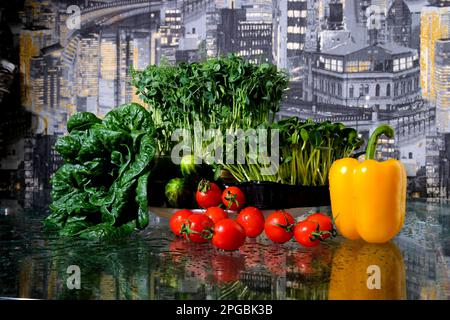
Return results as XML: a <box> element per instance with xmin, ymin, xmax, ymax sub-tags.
<box><xmin>170</xmin><ymin>181</ymin><xmax>260</xmax><ymax>251</ymax></box>
<box><xmin>170</xmin><ymin>181</ymin><xmax>337</xmax><ymax>251</ymax></box>
<box><xmin>264</xmin><ymin>210</ymin><xmax>337</xmax><ymax>247</ymax></box>
<box><xmin>170</xmin><ymin>208</ymin><xmax>249</xmax><ymax>251</ymax></box>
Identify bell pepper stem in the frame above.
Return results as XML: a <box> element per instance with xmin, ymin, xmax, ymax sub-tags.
<box><xmin>366</xmin><ymin>124</ymin><xmax>395</xmax><ymax>160</ymax></box>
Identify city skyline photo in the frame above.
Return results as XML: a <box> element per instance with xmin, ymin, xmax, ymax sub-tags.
<box><xmin>0</xmin><ymin>0</ymin><xmax>449</xmax><ymax>205</ymax></box>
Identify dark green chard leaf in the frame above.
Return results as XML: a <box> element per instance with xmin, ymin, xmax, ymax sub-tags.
<box><xmin>54</xmin><ymin>134</ymin><xmax>82</xmax><ymax>162</ymax></box>
<box><xmin>136</xmin><ymin>172</ymin><xmax>150</xmax><ymax>229</ymax></box>
<box><xmin>45</xmin><ymin>103</ymin><xmax>156</xmax><ymax>240</ymax></box>
<box><xmin>67</xmin><ymin>112</ymin><xmax>101</xmax><ymax>133</ymax></box>
<box><xmin>103</xmin><ymin>102</ymin><xmax>154</xmax><ymax>134</ymax></box>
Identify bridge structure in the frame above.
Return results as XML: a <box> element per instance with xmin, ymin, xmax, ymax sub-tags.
<box><xmin>64</xmin><ymin>0</ymin><xmax>163</xmax><ymax>45</ymax></box>
<box><xmin>65</xmin><ymin>0</ymin><xmax>213</xmax><ymax>40</ymax></box>
<box><xmin>61</xmin><ymin>0</ymin><xmax>211</xmax><ymax>58</ymax></box>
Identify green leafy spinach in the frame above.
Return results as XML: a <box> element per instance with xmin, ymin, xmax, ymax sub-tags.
<box><xmin>45</xmin><ymin>103</ymin><xmax>156</xmax><ymax>240</ymax></box>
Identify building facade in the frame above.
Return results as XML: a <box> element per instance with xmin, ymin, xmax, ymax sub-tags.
<box><xmin>158</xmin><ymin>8</ymin><xmax>183</xmax><ymax>64</ymax></box>
<box><xmin>404</xmin><ymin>0</ymin><xmax>429</xmax><ymax>50</ymax></box>
<box><xmin>303</xmin><ymin>42</ymin><xmax>421</xmax><ymax>110</ymax></box>
<box><xmin>286</xmin><ymin>0</ymin><xmax>308</xmax><ymax>56</ymax></box>
<box><xmin>273</xmin><ymin>0</ymin><xmax>312</xmax><ymax>69</ymax></box>
<box><xmin>420</xmin><ymin>2</ymin><xmax>450</xmax><ymax>101</ymax></box>
<box><xmin>19</xmin><ymin>28</ymin><xmax>54</xmax><ymax>108</ymax></box>
<box><xmin>217</xmin><ymin>8</ymin><xmax>272</xmax><ymax>63</ymax></box>
<box><xmin>387</xmin><ymin>0</ymin><xmax>413</xmax><ymax>48</ymax></box>
<box><xmin>435</xmin><ymin>38</ymin><xmax>450</xmax><ymax>133</ymax></box>
<box><xmin>326</xmin><ymin>1</ymin><xmax>343</xmax><ymax>30</ymax></box>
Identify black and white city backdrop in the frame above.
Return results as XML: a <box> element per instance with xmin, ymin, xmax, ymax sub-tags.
<box><xmin>0</xmin><ymin>0</ymin><xmax>449</xmax><ymax>301</ymax></box>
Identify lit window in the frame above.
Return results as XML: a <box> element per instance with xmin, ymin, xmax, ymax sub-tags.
<box><xmin>337</xmin><ymin>60</ymin><xmax>343</xmax><ymax>72</ymax></box>
<box><xmin>358</xmin><ymin>61</ymin><xmax>370</xmax><ymax>72</ymax></box>
<box><xmin>406</xmin><ymin>57</ymin><xmax>413</xmax><ymax>69</ymax></box>
<box><xmin>400</xmin><ymin>57</ymin><xmax>406</xmax><ymax>70</ymax></box>
<box><xmin>346</xmin><ymin>61</ymin><xmax>358</xmax><ymax>72</ymax></box>
<box><xmin>393</xmin><ymin>59</ymin><xmax>399</xmax><ymax>72</ymax></box>
<box><xmin>331</xmin><ymin>59</ymin><xmax>337</xmax><ymax>71</ymax></box>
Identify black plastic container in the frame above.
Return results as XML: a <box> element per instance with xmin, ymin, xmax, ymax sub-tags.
<box><xmin>282</xmin><ymin>184</ymin><xmax>331</xmax><ymax>208</ymax></box>
<box><xmin>148</xmin><ymin>156</ymin><xmax>179</xmax><ymax>207</ymax></box>
<box><xmin>148</xmin><ymin>180</ymin><xmax>167</xmax><ymax>207</ymax></box>
<box><xmin>237</xmin><ymin>181</ymin><xmax>331</xmax><ymax>209</ymax></box>
<box><xmin>237</xmin><ymin>181</ymin><xmax>283</xmax><ymax>209</ymax></box>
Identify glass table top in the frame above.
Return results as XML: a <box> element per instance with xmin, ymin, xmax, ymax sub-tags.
<box><xmin>0</xmin><ymin>198</ymin><xmax>449</xmax><ymax>300</ymax></box>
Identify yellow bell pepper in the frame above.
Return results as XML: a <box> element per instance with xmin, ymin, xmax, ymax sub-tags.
<box><xmin>329</xmin><ymin>125</ymin><xmax>407</xmax><ymax>243</ymax></box>
<box><xmin>328</xmin><ymin>240</ymin><xmax>406</xmax><ymax>300</ymax></box>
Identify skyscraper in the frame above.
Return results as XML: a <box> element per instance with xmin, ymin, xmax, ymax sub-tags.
<box><xmin>327</xmin><ymin>0</ymin><xmax>343</xmax><ymax>29</ymax></box>
<box><xmin>273</xmin><ymin>0</ymin><xmax>315</xmax><ymax>68</ymax></box>
<box><xmin>76</xmin><ymin>33</ymin><xmax>100</xmax><ymax>114</ymax></box>
<box><xmin>286</xmin><ymin>0</ymin><xmax>309</xmax><ymax>56</ymax></box>
<box><xmin>99</xmin><ymin>32</ymin><xmax>117</xmax><ymax>116</ymax></box>
<box><xmin>420</xmin><ymin>2</ymin><xmax>450</xmax><ymax>101</ymax></box>
<box><xmin>242</xmin><ymin>0</ymin><xmax>273</xmax><ymax>23</ymax></box>
<box><xmin>20</xmin><ymin>28</ymin><xmax>53</xmax><ymax>108</ymax></box>
<box><xmin>158</xmin><ymin>7</ymin><xmax>183</xmax><ymax>64</ymax></box>
<box><xmin>217</xmin><ymin>8</ymin><xmax>273</xmax><ymax>63</ymax></box>
<box><xmin>435</xmin><ymin>38</ymin><xmax>450</xmax><ymax>133</ymax></box>
<box><xmin>387</xmin><ymin>0</ymin><xmax>413</xmax><ymax>47</ymax></box>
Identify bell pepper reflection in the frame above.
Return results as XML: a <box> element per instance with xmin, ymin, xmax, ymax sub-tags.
<box><xmin>328</xmin><ymin>240</ymin><xmax>406</xmax><ymax>300</ymax></box>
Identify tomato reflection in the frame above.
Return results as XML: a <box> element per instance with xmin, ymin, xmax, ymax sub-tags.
<box><xmin>168</xmin><ymin>238</ymin><xmax>191</xmax><ymax>264</ymax></box>
<box><xmin>211</xmin><ymin>251</ymin><xmax>246</xmax><ymax>284</ymax></box>
<box><xmin>263</xmin><ymin>244</ymin><xmax>288</xmax><ymax>276</ymax></box>
<box><xmin>239</xmin><ymin>240</ymin><xmax>263</xmax><ymax>269</ymax></box>
<box><xmin>168</xmin><ymin>238</ymin><xmax>213</xmax><ymax>281</ymax></box>
<box><xmin>328</xmin><ymin>240</ymin><xmax>406</xmax><ymax>300</ymax></box>
<box><xmin>291</xmin><ymin>250</ymin><xmax>316</xmax><ymax>275</ymax></box>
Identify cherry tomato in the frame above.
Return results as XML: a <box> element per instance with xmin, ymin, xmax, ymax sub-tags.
<box><xmin>294</xmin><ymin>220</ymin><xmax>321</xmax><ymax>247</ymax></box>
<box><xmin>306</xmin><ymin>213</ymin><xmax>335</xmax><ymax>240</ymax></box>
<box><xmin>205</xmin><ymin>206</ymin><xmax>228</xmax><ymax>224</ymax></box>
<box><xmin>264</xmin><ymin>210</ymin><xmax>295</xmax><ymax>244</ymax></box>
<box><xmin>221</xmin><ymin>186</ymin><xmax>246</xmax><ymax>211</ymax></box>
<box><xmin>212</xmin><ymin>219</ymin><xmax>246</xmax><ymax>251</ymax></box>
<box><xmin>195</xmin><ymin>180</ymin><xmax>222</xmax><ymax>209</ymax></box>
<box><xmin>236</xmin><ymin>206</ymin><xmax>265</xmax><ymax>238</ymax></box>
<box><xmin>181</xmin><ymin>213</ymin><xmax>214</xmax><ymax>243</ymax></box>
<box><xmin>169</xmin><ymin>209</ymin><xmax>193</xmax><ymax>236</ymax></box>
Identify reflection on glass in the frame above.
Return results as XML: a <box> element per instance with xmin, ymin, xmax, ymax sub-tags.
<box><xmin>6</xmin><ymin>200</ymin><xmax>449</xmax><ymax>300</ymax></box>
<box><xmin>328</xmin><ymin>240</ymin><xmax>406</xmax><ymax>300</ymax></box>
